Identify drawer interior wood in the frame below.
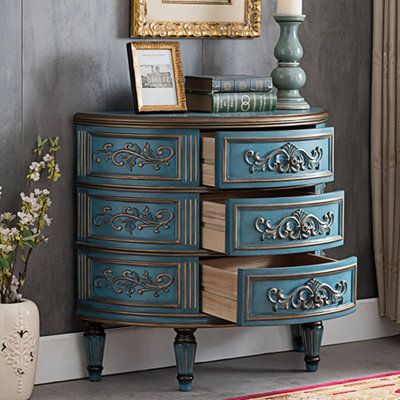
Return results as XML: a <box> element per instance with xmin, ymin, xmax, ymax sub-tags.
<box><xmin>201</xmin><ymin>254</ymin><xmax>335</xmax><ymax>323</ymax></box>
<box><xmin>202</xmin><ymin>135</ymin><xmax>216</xmax><ymax>186</ymax></box>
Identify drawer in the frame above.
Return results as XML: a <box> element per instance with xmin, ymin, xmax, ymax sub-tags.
<box><xmin>76</xmin><ymin>125</ymin><xmax>199</xmax><ymax>187</ymax></box>
<box><xmin>202</xmin><ymin>128</ymin><xmax>333</xmax><ymax>189</ymax></box>
<box><xmin>77</xmin><ymin>187</ymin><xmax>199</xmax><ymax>251</ymax></box>
<box><xmin>201</xmin><ymin>254</ymin><xmax>357</xmax><ymax>326</ymax></box>
<box><xmin>202</xmin><ymin>191</ymin><xmax>344</xmax><ymax>256</ymax></box>
<box><xmin>78</xmin><ymin>249</ymin><xmax>199</xmax><ymax>313</ymax></box>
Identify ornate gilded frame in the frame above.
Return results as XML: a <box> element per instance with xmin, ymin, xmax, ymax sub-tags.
<box><xmin>130</xmin><ymin>0</ymin><xmax>262</xmax><ymax>38</ymax></box>
<box><xmin>127</xmin><ymin>42</ymin><xmax>187</xmax><ymax>112</ymax></box>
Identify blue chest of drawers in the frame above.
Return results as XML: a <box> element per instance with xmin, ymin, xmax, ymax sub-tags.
<box><xmin>74</xmin><ymin>108</ymin><xmax>357</xmax><ymax>392</ymax></box>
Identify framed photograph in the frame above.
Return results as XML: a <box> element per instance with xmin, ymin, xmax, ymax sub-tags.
<box><xmin>130</xmin><ymin>0</ymin><xmax>261</xmax><ymax>38</ymax></box>
<box><xmin>127</xmin><ymin>42</ymin><xmax>187</xmax><ymax>113</ymax></box>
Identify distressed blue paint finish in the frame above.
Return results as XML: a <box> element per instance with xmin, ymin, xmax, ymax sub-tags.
<box><xmin>76</xmin><ymin>125</ymin><xmax>200</xmax><ymax>187</ymax></box>
<box><xmin>83</xmin><ymin>323</ymin><xmax>105</xmax><ymax>382</ymax></box>
<box><xmin>174</xmin><ymin>329</ymin><xmax>197</xmax><ymax>391</ymax></box>
<box><xmin>77</xmin><ymin>187</ymin><xmax>199</xmax><ymax>251</ymax></box>
<box><xmin>302</xmin><ymin>321</ymin><xmax>324</xmax><ymax>372</ymax></box>
<box><xmin>77</xmin><ymin>248</ymin><xmax>199</xmax><ymax>314</ymax></box>
<box><xmin>76</xmin><ymin>301</ymin><xmax>228</xmax><ymax>326</ymax></box>
<box><xmin>225</xmin><ymin>191</ymin><xmax>344</xmax><ymax>256</ymax></box>
<box><xmin>74</xmin><ymin>110</ymin><xmax>358</xmax><ymax>391</ymax></box>
<box><xmin>236</xmin><ymin>257</ymin><xmax>357</xmax><ymax>326</ymax></box>
<box><xmin>214</xmin><ymin>128</ymin><xmax>334</xmax><ymax>189</ymax></box>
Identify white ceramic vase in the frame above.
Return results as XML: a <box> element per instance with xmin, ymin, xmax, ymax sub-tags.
<box><xmin>0</xmin><ymin>299</ymin><xmax>39</xmax><ymax>400</ymax></box>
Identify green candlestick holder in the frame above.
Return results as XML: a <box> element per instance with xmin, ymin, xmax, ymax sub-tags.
<box><xmin>271</xmin><ymin>15</ymin><xmax>310</xmax><ymax>110</ymax></box>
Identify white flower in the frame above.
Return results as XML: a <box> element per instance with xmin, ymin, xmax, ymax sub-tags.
<box><xmin>8</xmin><ymin>275</ymin><xmax>22</xmax><ymax>302</ymax></box>
<box><xmin>1</xmin><ymin>212</ymin><xmax>16</xmax><ymax>222</ymax></box>
<box><xmin>28</xmin><ymin>172</ymin><xmax>40</xmax><ymax>181</ymax></box>
<box><xmin>43</xmin><ymin>154</ymin><xmax>54</xmax><ymax>162</ymax></box>
<box><xmin>10</xmin><ymin>227</ymin><xmax>19</xmax><ymax>237</ymax></box>
<box><xmin>0</xmin><ymin>226</ymin><xmax>11</xmax><ymax>238</ymax></box>
<box><xmin>0</xmin><ymin>244</ymin><xmax>13</xmax><ymax>254</ymax></box>
<box><xmin>42</xmin><ymin>215</ymin><xmax>52</xmax><ymax>227</ymax></box>
<box><xmin>17</xmin><ymin>211</ymin><xmax>34</xmax><ymax>226</ymax></box>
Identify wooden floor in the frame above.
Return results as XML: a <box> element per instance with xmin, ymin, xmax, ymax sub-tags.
<box><xmin>32</xmin><ymin>336</ymin><xmax>400</xmax><ymax>400</ymax></box>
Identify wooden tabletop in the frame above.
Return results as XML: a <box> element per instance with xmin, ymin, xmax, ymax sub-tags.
<box><xmin>74</xmin><ymin>107</ymin><xmax>329</xmax><ymax>129</ymax></box>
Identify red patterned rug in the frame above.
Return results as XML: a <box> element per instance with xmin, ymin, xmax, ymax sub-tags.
<box><xmin>225</xmin><ymin>371</ymin><xmax>400</xmax><ymax>400</ymax></box>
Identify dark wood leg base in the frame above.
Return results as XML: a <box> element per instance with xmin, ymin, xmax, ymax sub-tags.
<box><xmin>83</xmin><ymin>322</ymin><xmax>106</xmax><ymax>382</ymax></box>
<box><xmin>301</xmin><ymin>321</ymin><xmax>323</xmax><ymax>372</ymax></box>
<box><xmin>173</xmin><ymin>328</ymin><xmax>197</xmax><ymax>392</ymax></box>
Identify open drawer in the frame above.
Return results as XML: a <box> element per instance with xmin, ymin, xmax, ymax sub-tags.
<box><xmin>202</xmin><ymin>128</ymin><xmax>334</xmax><ymax>189</ymax></box>
<box><xmin>202</xmin><ymin>191</ymin><xmax>344</xmax><ymax>256</ymax></box>
<box><xmin>201</xmin><ymin>254</ymin><xmax>357</xmax><ymax>326</ymax></box>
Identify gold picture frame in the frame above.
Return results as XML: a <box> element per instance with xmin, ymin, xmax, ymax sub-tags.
<box><xmin>130</xmin><ymin>0</ymin><xmax>261</xmax><ymax>38</ymax></box>
<box><xmin>127</xmin><ymin>42</ymin><xmax>187</xmax><ymax>113</ymax></box>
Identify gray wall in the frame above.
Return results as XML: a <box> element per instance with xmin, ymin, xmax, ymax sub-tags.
<box><xmin>0</xmin><ymin>0</ymin><xmax>374</xmax><ymax>336</ymax></box>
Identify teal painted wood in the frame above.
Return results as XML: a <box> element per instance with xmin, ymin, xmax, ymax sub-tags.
<box><xmin>74</xmin><ymin>110</ymin><xmax>358</xmax><ymax>391</ymax></box>
<box><xmin>83</xmin><ymin>323</ymin><xmax>105</xmax><ymax>382</ymax></box>
<box><xmin>236</xmin><ymin>256</ymin><xmax>357</xmax><ymax>326</ymax></box>
<box><xmin>76</xmin><ymin>302</ymin><xmax>227</xmax><ymax>326</ymax></box>
<box><xmin>213</xmin><ymin>128</ymin><xmax>334</xmax><ymax>189</ymax></box>
<box><xmin>77</xmin><ymin>187</ymin><xmax>199</xmax><ymax>251</ymax></box>
<box><xmin>174</xmin><ymin>329</ymin><xmax>197</xmax><ymax>392</ymax></box>
<box><xmin>77</xmin><ymin>248</ymin><xmax>199</xmax><ymax>314</ymax></box>
<box><xmin>225</xmin><ymin>191</ymin><xmax>344</xmax><ymax>256</ymax></box>
<box><xmin>76</xmin><ymin>125</ymin><xmax>199</xmax><ymax>187</ymax></box>
<box><xmin>301</xmin><ymin>321</ymin><xmax>324</xmax><ymax>372</ymax></box>
<box><xmin>76</xmin><ymin>108</ymin><xmax>326</xmax><ymax>119</ymax></box>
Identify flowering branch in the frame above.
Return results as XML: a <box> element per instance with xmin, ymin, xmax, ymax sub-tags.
<box><xmin>0</xmin><ymin>136</ymin><xmax>61</xmax><ymax>303</ymax></box>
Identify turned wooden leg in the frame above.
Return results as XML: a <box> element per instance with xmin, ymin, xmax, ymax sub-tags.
<box><xmin>291</xmin><ymin>325</ymin><xmax>304</xmax><ymax>352</ymax></box>
<box><xmin>83</xmin><ymin>322</ymin><xmax>106</xmax><ymax>382</ymax></box>
<box><xmin>301</xmin><ymin>321</ymin><xmax>323</xmax><ymax>372</ymax></box>
<box><xmin>173</xmin><ymin>328</ymin><xmax>197</xmax><ymax>392</ymax></box>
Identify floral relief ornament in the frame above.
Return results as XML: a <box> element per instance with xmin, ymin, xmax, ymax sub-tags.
<box><xmin>1</xmin><ymin>305</ymin><xmax>37</xmax><ymax>393</ymax></box>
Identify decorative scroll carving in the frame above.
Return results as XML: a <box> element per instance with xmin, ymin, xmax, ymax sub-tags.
<box><xmin>93</xmin><ymin>142</ymin><xmax>174</xmax><ymax>171</ymax></box>
<box><xmin>93</xmin><ymin>205</ymin><xmax>174</xmax><ymax>234</ymax></box>
<box><xmin>94</xmin><ymin>269</ymin><xmax>174</xmax><ymax>297</ymax></box>
<box><xmin>244</xmin><ymin>143</ymin><xmax>323</xmax><ymax>174</ymax></box>
<box><xmin>267</xmin><ymin>278</ymin><xmax>348</xmax><ymax>312</ymax></box>
<box><xmin>255</xmin><ymin>209</ymin><xmax>334</xmax><ymax>241</ymax></box>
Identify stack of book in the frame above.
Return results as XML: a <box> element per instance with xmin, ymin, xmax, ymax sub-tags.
<box><xmin>185</xmin><ymin>75</ymin><xmax>276</xmax><ymax>113</ymax></box>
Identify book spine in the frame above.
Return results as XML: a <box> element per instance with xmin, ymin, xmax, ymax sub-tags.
<box><xmin>213</xmin><ymin>92</ymin><xmax>277</xmax><ymax>112</ymax></box>
<box><xmin>212</xmin><ymin>78</ymin><xmax>273</xmax><ymax>93</ymax></box>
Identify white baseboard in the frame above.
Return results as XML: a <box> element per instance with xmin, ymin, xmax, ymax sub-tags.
<box><xmin>35</xmin><ymin>298</ymin><xmax>400</xmax><ymax>385</ymax></box>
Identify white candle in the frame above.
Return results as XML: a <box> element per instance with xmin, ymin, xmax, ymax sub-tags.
<box><xmin>276</xmin><ymin>0</ymin><xmax>303</xmax><ymax>15</ymax></box>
